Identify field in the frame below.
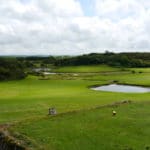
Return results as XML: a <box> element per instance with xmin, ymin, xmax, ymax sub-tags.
<box><xmin>0</xmin><ymin>66</ymin><xmax>150</xmax><ymax>149</ymax></box>
<box><xmin>53</xmin><ymin>65</ymin><xmax>125</xmax><ymax>73</ymax></box>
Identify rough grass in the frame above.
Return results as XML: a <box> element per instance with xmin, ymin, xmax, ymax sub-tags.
<box><xmin>129</xmin><ymin>68</ymin><xmax>150</xmax><ymax>73</ymax></box>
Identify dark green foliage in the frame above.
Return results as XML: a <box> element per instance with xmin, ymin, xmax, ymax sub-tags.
<box><xmin>0</xmin><ymin>58</ymin><xmax>26</xmax><ymax>81</ymax></box>
<box><xmin>13</xmin><ymin>52</ymin><xmax>150</xmax><ymax>68</ymax></box>
<box><xmin>1</xmin><ymin>52</ymin><xmax>149</xmax><ymax>74</ymax></box>
<box><xmin>17</xmin><ymin>56</ymin><xmax>56</xmax><ymax>65</ymax></box>
<box><xmin>54</xmin><ymin>52</ymin><xmax>150</xmax><ymax>67</ymax></box>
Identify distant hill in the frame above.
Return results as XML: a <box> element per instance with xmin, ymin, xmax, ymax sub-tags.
<box><xmin>54</xmin><ymin>52</ymin><xmax>150</xmax><ymax>67</ymax></box>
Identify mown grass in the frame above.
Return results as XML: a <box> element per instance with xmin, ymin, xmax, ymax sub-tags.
<box><xmin>53</xmin><ymin>65</ymin><xmax>125</xmax><ymax>73</ymax></box>
<box><xmin>0</xmin><ymin>66</ymin><xmax>150</xmax><ymax>149</ymax></box>
<box><xmin>11</xmin><ymin>101</ymin><xmax>150</xmax><ymax>150</ymax></box>
<box><xmin>0</xmin><ymin>72</ymin><xmax>150</xmax><ymax>124</ymax></box>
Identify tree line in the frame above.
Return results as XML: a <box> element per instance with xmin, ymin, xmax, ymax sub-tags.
<box><xmin>0</xmin><ymin>52</ymin><xmax>149</xmax><ymax>80</ymax></box>
<box><xmin>54</xmin><ymin>52</ymin><xmax>150</xmax><ymax>67</ymax></box>
<box><xmin>0</xmin><ymin>57</ymin><xmax>26</xmax><ymax>81</ymax></box>
<box><xmin>15</xmin><ymin>52</ymin><xmax>150</xmax><ymax>68</ymax></box>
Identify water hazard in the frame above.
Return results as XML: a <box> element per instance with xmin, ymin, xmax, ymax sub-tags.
<box><xmin>92</xmin><ymin>84</ymin><xmax>150</xmax><ymax>93</ymax></box>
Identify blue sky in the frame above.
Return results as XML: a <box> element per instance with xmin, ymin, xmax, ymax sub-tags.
<box><xmin>78</xmin><ymin>0</ymin><xmax>95</xmax><ymax>16</ymax></box>
<box><xmin>0</xmin><ymin>0</ymin><xmax>149</xmax><ymax>55</ymax></box>
<box><xmin>20</xmin><ymin>0</ymin><xmax>30</xmax><ymax>4</ymax></box>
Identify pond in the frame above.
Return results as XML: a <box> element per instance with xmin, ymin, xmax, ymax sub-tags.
<box><xmin>91</xmin><ymin>84</ymin><xmax>150</xmax><ymax>93</ymax></box>
<box><xmin>43</xmin><ymin>72</ymin><xmax>57</xmax><ymax>75</ymax></box>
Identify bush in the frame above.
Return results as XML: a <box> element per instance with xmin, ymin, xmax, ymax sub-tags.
<box><xmin>0</xmin><ymin>58</ymin><xmax>27</xmax><ymax>81</ymax></box>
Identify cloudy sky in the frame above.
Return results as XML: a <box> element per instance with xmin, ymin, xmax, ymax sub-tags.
<box><xmin>0</xmin><ymin>0</ymin><xmax>150</xmax><ymax>55</ymax></box>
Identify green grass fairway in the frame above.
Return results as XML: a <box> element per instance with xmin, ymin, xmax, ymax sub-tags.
<box><xmin>11</xmin><ymin>101</ymin><xmax>150</xmax><ymax>150</ymax></box>
<box><xmin>53</xmin><ymin>65</ymin><xmax>124</xmax><ymax>73</ymax></box>
<box><xmin>0</xmin><ymin>67</ymin><xmax>150</xmax><ymax>149</ymax></box>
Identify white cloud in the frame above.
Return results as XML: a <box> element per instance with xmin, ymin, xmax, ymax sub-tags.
<box><xmin>94</xmin><ymin>0</ymin><xmax>150</xmax><ymax>51</ymax></box>
<box><xmin>0</xmin><ymin>0</ymin><xmax>149</xmax><ymax>55</ymax></box>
